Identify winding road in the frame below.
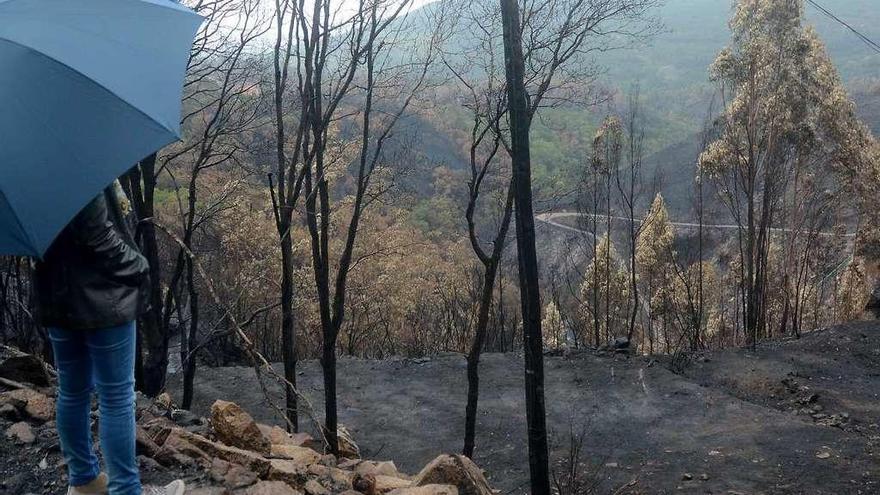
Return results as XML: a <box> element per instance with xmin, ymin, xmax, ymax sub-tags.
<box><xmin>535</xmin><ymin>211</ymin><xmax>856</xmax><ymax>238</ymax></box>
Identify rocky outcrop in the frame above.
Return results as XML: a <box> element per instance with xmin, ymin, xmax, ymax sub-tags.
<box><xmin>0</xmin><ymin>347</ymin><xmax>493</xmax><ymax>495</ymax></box>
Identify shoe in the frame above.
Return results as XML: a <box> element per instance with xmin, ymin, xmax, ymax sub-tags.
<box><xmin>144</xmin><ymin>480</ymin><xmax>186</xmax><ymax>495</ymax></box>
<box><xmin>68</xmin><ymin>472</ymin><xmax>108</xmax><ymax>495</ymax></box>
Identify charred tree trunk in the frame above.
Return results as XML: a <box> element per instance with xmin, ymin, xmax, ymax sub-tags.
<box><xmin>127</xmin><ymin>155</ymin><xmax>169</xmax><ymax>396</ymax></box>
<box><xmin>463</xmin><ymin>261</ymin><xmax>498</xmax><ymax>458</ymax></box>
<box><xmin>279</xmin><ymin>221</ymin><xmax>299</xmax><ymax>432</ymax></box>
<box><xmin>500</xmin><ymin>0</ymin><xmax>550</xmax><ymax>492</ymax></box>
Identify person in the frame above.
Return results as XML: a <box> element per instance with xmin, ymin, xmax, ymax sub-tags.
<box><xmin>34</xmin><ymin>186</ymin><xmax>184</xmax><ymax>495</ymax></box>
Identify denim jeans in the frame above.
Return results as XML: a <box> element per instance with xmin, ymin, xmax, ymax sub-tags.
<box><xmin>48</xmin><ymin>321</ymin><xmax>141</xmax><ymax>495</ymax></box>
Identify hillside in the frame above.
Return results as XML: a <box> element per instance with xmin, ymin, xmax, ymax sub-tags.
<box><xmin>407</xmin><ymin>0</ymin><xmax>880</xmax><ymax>217</ymax></box>
<box><xmin>174</xmin><ymin>322</ymin><xmax>880</xmax><ymax>494</ymax></box>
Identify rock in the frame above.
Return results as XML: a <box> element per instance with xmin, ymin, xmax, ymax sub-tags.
<box><xmin>155</xmin><ymin>393</ymin><xmax>173</xmax><ymax>410</ymax></box>
<box><xmin>291</xmin><ymin>432</ymin><xmax>314</xmax><ymax>447</ymax></box>
<box><xmin>180</xmin><ymin>429</ymin><xmax>272</xmax><ymax>476</ymax></box>
<box><xmin>0</xmin><ymin>350</ymin><xmax>51</xmax><ymax>387</ymax></box>
<box><xmin>375</xmin><ymin>476</ymin><xmax>412</xmax><ymax>493</ymax></box>
<box><xmin>700</xmin><ymin>473</ymin><xmax>710</xmax><ymax>481</ymax></box>
<box><xmin>412</xmin><ymin>455</ymin><xmax>491</xmax><ymax>495</ymax></box>
<box><xmin>324</xmin><ymin>467</ymin><xmax>355</xmax><ymax>489</ymax></box>
<box><xmin>211</xmin><ymin>400</ymin><xmax>271</xmax><ymax>454</ymax></box>
<box><xmin>270</xmin><ymin>444</ymin><xmax>322</xmax><ymax>466</ymax></box>
<box><xmin>162</xmin><ymin>429</ymin><xmax>211</xmax><ymax>461</ymax></box>
<box><xmin>308</xmin><ymin>464</ymin><xmax>330</xmax><ymax>478</ymax></box>
<box><xmin>681</xmin><ymin>473</ymin><xmax>693</xmax><ymax>481</ymax></box>
<box><xmin>337</xmin><ymin>425</ymin><xmax>361</xmax><ymax>459</ymax></box>
<box><xmin>138</xmin><ymin>455</ymin><xmax>161</xmax><ymax>471</ymax></box>
<box><xmin>353</xmin><ymin>473</ymin><xmax>377</xmax><ymax>495</ymax></box>
<box><xmin>136</xmin><ymin>426</ymin><xmax>160</xmax><ymax>457</ymax></box>
<box><xmin>5</xmin><ymin>421</ymin><xmax>35</xmax><ymax>443</ymax></box>
<box><xmin>0</xmin><ymin>403</ymin><xmax>19</xmax><ymax>421</ymax></box>
<box><xmin>171</xmin><ymin>408</ymin><xmax>203</xmax><ymax>427</ymax></box>
<box><xmin>388</xmin><ymin>485</ymin><xmax>458</xmax><ymax>495</ymax></box>
<box><xmin>0</xmin><ymin>388</ymin><xmax>54</xmax><ymax>422</ymax></box>
<box><xmin>258</xmin><ymin>424</ymin><xmax>300</xmax><ymax>446</ymax></box>
<box><xmin>267</xmin><ymin>459</ymin><xmax>308</xmax><ymax>487</ymax></box>
<box><xmin>224</xmin><ymin>464</ymin><xmax>259</xmax><ymax>489</ymax></box>
<box><xmin>187</xmin><ymin>488</ymin><xmax>228</xmax><ymax>495</ymax></box>
<box><xmin>304</xmin><ymin>479</ymin><xmax>330</xmax><ymax>495</ymax></box>
<box><xmin>357</xmin><ymin>461</ymin><xmax>406</xmax><ymax>479</ymax></box>
<box><xmin>240</xmin><ymin>481</ymin><xmax>302</xmax><ymax>495</ymax></box>
<box><xmin>209</xmin><ymin>459</ymin><xmax>257</xmax><ymax>490</ymax></box>
<box><xmin>210</xmin><ymin>458</ymin><xmax>233</xmax><ymax>483</ymax></box>
<box><xmin>339</xmin><ymin>458</ymin><xmax>362</xmax><ymax>470</ymax></box>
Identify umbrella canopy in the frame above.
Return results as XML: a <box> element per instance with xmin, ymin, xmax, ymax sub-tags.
<box><xmin>0</xmin><ymin>0</ymin><xmax>202</xmax><ymax>257</ymax></box>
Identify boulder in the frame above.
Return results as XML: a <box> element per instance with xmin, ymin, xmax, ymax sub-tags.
<box><xmin>177</xmin><ymin>429</ymin><xmax>272</xmax><ymax>476</ymax></box>
<box><xmin>210</xmin><ymin>457</ymin><xmax>258</xmax><ymax>490</ymax></box>
<box><xmin>257</xmin><ymin>424</ymin><xmax>304</xmax><ymax>446</ymax></box>
<box><xmin>357</xmin><ymin>461</ymin><xmax>406</xmax><ymax>479</ymax></box>
<box><xmin>308</xmin><ymin>465</ymin><xmax>354</xmax><ymax>490</ymax></box>
<box><xmin>270</xmin><ymin>444</ymin><xmax>322</xmax><ymax>466</ymax></box>
<box><xmin>5</xmin><ymin>421</ymin><xmax>35</xmax><ymax>443</ymax></box>
<box><xmin>211</xmin><ymin>400</ymin><xmax>271</xmax><ymax>454</ymax></box>
<box><xmin>224</xmin><ymin>464</ymin><xmax>259</xmax><ymax>489</ymax></box>
<box><xmin>155</xmin><ymin>429</ymin><xmax>211</xmax><ymax>467</ymax></box>
<box><xmin>0</xmin><ymin>388</ymin><xmax>55</xmax><ymax>422</ymax></box>
<box><xmin>375</xmin><ymin>475</ymin><xmax>412</xmax><ymax>493</ymax></box>
<box><xmin>240</xmin><ymin>481</ymin><xmax>302</xmax><ymax>495</ymax></box>
<box><xmin>352</xmin><ymin>473</ymin><xmax>376</xmax><ymax>495</ymax></box>
<box><xmin>388</xmin><ymin>485</ymin><xmax>458</xmax><ymax>495</ymax></box>
<box><xmin>267</xmin><ymin>459</ymin><xmax>308</xmax><ymax>487</ymax></box>
<box><xmin>412</xmin><ymin>455</ymin><xmax>492</xmax><ymax>495</ymax></box>
<box><xmin>210</xmin><ymin>458</ymin><xmax>233</xmax><ymax>483</ymax></box>
<box><xmin>0</xmin><ymin>348</ymin><xmax>51</xmax><ymax>387</ymax></box>
<box><xmin>291</xmin><ymin>432</ymin><xmax>314</xmax><ymax>446</ymax></box>
<box><xmin>304</xmin><ymin>479</ymin><xmax>330</xmax><ymax>495</ymax></box>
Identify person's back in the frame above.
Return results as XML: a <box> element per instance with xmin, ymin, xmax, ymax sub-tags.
<box><xmin>36</xmin><ymin>190</ymin><xmax>149</xmax><ymax>331</ymax></box>
<box><xmin>35</xmin><ymin>188</ymin><xmax>183</xmax><ymax>495</ymax></box>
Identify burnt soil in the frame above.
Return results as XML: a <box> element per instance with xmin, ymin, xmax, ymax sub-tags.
<box><xmin>178</xmin><ymin>322</ymin><xmax>880</xmax><ymax>494</ymax></box>
<box><xmin>3</xmin><ymin>322</ymin><xmax>879</xmax><ymax>494</ymax></box>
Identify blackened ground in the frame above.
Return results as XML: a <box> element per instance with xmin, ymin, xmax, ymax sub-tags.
<box><xmin>170</xmin><ymin>321</ymin><xmax>880</xmax><ymax>495</ymax></box>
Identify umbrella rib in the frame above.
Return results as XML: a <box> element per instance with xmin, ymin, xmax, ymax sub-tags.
<box><xmin>0</xmin><ymin>36</ymin><xmax>179</xmax><ymax>136</ymax></box>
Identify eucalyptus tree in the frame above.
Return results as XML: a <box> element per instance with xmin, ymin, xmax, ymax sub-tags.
<box><xmin>700</xmin><ymin>0</ymin><xmax>876</xmax><ymax>345</ymax></box>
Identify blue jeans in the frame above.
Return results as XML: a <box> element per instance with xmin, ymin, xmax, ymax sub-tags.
<box><xmin>49</xmin><ymin>322</ymin><xmax>141</xmax><ymax>495</ymax></box>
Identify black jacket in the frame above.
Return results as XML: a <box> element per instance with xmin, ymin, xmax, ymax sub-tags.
<box><xmin>35</xmin><ymin>190</ymin><xmax>149</xmax><ymax>330</ymax></box>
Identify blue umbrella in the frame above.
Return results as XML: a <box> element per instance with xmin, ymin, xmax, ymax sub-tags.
<box><xmin>0</xmin><ymin>0</ymin><xmax>202</xmax><ymax>257</ymax></box>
